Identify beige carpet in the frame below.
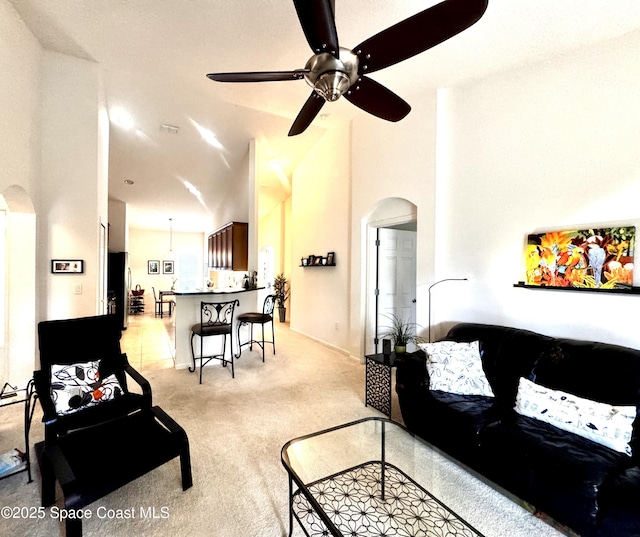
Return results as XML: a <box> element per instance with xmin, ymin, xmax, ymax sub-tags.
<box><xmin>0</xmin><ymin>322</ymin><xmax>564</xmax><ymax>537</ymax></box>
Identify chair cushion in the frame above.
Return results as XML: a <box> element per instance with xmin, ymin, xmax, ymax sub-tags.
<box><xmin>51</xmin><ymin>360</ymin><xmax>124</xmax><ymax>416</ymax></box>
<box><xmin>237</xmin><ymin>312</ymin><xmax>272</xmax><ymax>324</ymax></box>
<box><xmin>190</xmin><ymin>323</ymin><xmax>232</xmax><ymax>336</ymax></box>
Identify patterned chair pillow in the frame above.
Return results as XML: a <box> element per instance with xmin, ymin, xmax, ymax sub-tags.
<box><xmin>50</xmin><ymin>360</ymin><xmax>124</xmax><ymax>416</ymax></box>
<box><xmin>419</xmin><ymin>340</ymin><xmax>495</xmax><ymax>397</ymax></box>
<box><xmin>515</xmin><ymin>377</ymin><xmax>635</xmax><ymax>456</ymax></box>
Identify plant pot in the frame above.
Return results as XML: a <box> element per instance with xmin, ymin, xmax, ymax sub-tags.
<box><xmin>278</xmin><ymin>306</ymin><xmax>286</xmax><ymax>323</ymax></box>
<box><xmin>394</xmin><ymin>345</ymin><xmax>406</xmax><ymax>355</ymax></box>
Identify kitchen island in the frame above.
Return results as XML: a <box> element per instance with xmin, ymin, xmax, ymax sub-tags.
<box><xmin>173</xmin><ymin>287</ymin><xmax>264</xmax><ymax>371</ymax></box>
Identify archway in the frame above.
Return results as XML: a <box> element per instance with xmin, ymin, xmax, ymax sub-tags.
<box><xmin>0</xmin><ymin>185</ymin><xmax>36</xmax><ymax>387</ymax></box>
<box><xmin>363</xmin><ymin>198</ymin><xmax>418</xmax><ymax>355</ymax></box>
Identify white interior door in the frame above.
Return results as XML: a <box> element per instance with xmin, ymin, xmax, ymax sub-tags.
<box><xmin>378</xmin><ymin>227</ymin><xmax>417</xmax><ymax>334</ymax></box>
<box><xmin>365</xmin><ymin>226</ymin><xmax>417</xmax><ymax>354</ymax></box>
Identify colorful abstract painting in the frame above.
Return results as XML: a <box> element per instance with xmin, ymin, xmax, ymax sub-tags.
<box><xmin>525</xmin><ymin>227</ymin><xmax>635</xmax><ymax>289</ymax></box>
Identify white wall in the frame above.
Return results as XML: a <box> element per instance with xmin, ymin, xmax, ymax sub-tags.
<box><xmin>291</xmin><ymin>123</ymin><xmax>351</xmax><ymax>351</ymax></box>
<box><xmin>349</xmin><ymin>94</ymin><xmax>438</xmax><ymax>358</ymax></box>
<box><xmin>435</xmin><ymin>30</ymin><xmax>640</xmax><ymax>348</ymax></box>
<box><xmin>128</xmin><ymin>228</ymin><xmax>205</xmax><ymax>301</ymax></box>
<box><xmin>37</xmin><ymin>50</ymin><xmax>109</xmax><ymax>321</ymax></box>
<box><xmin>0</xmin><ymin>0</ymin><xmax>41</xmax><ymax>384</ymax></box>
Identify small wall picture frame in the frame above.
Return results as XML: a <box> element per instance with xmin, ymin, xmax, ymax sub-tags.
<box><xmin>51</xmin><ymin>260</ymin><xmax>84</xmax><ymax>274</ymax></box>
<box><xmin>163</xmin><ymin>260</ymin><xmax>175</xmax><ymax>274</ymax></box>
<box><xmin>327</xmin><ymin>252</ymin><xmax>335</xmax><ymax>266</ymax></box>
<box><xmin>307</xmin><ymin>255</ymin><xmax>315</xmax><ymax>265</ymax></box>
<box><xmin>148</xmin><ymin>260</ymin><xmax>160</xmax><ymax>275</ymax></box>
<box><xmin>313</xmin><ymin>255</ymin><xmax>322</xmax><ymax>265</ymax></box>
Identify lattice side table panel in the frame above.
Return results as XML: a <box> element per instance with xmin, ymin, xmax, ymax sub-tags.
<box><xmin>365</xmin><ymin>358</ymin><xmax>392</xmax><ymax>417</ymax></box>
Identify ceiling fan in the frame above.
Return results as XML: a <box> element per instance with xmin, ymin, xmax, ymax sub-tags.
<box><xmin>207</xmin><ymin>0</ymin><xmax>488</xmax><ymax>136</ymax></box>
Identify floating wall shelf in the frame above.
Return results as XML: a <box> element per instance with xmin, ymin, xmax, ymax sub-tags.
<box><xmin>300</xmin><ymin>252</ymin><xmax>335</xmax><ymax>267</ymax></box>
<box><xmin>513</xmin><ymin>282</ymin><xmax>640</xmax><ymax>295</ymax></box>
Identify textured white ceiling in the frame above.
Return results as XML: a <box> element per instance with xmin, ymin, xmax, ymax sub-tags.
<box><xmin>10</xmin><ymin>0</ymin><xmax>640</xmax><ymax>231</ymax></box>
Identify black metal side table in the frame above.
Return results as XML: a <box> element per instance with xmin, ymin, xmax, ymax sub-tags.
<box><xmin>364</xmin><ymin>352</ymin><xmax>397</xmax><ymax>417</ymax></box>
<box><xmin>0</xmin><ymin>380</ymin><xmax>37</xmax><ymax>483</ymax></box>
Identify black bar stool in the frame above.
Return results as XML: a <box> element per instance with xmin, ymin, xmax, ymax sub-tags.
<box><xmin>236</xmin><ymin>294</ymin><xmax>276</xmax><ymax>363</ymax></box>
<box><xmin>189</xmin><ymin>300</ymin><xmax>239</xmax><ymax>384</ymax></box>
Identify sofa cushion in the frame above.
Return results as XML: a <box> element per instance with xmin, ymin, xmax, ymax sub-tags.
<box><xmin>515</xmin><ymin>377</ymin><xmax>635</xmax><ymax>456</ymax></box>
<box><xmin>420</xmin><ymin>340</ymin><xmax>494</xmax><ymax>397</ymax></box>
<box><xmin>443</xmin><ymin>323</ymin><xmax>553</xmax><ymax>409</ymax></box>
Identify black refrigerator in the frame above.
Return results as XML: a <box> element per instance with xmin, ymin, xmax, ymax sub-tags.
<box><xmin>108</xmin><ymin>252</ymin><xmax>130</xmax><ymax>330</ymax></box>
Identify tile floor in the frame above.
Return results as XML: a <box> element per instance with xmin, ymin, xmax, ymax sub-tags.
<box><xmin>120</xmin><ymin>310</ymin><xmax>176</xmax><ymax>372</ymax></box>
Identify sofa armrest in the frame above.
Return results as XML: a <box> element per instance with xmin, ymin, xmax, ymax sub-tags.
<box><xmin>395</xmin><ymin>350</ymin><xmax>431</xmax><ymax>430</ymax></box>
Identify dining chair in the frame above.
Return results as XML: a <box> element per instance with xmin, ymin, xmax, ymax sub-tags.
<box><xmin>189</xmin><ymin>300</ymin><xmax>239</xmax><ymax>384</ymax></box>
<box><xmin>236</xmin><ymin>294</ymin><xmax>276</xmax><ymax>363</ymax></box>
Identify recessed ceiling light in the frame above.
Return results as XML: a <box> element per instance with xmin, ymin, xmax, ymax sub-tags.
<box><xmin>124</xmin><ymin>179</ymin><xmax>134</xmax><ymax>185</ymax></box>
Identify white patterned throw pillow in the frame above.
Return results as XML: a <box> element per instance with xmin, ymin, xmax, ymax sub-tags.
<box><xmin>419</xmin><ymin>340</ymin><xmax>495</xmax><ymax>397</ymax></box>
<box><xmin>50</xmin><ymin>360</ymin><xmax>124</xmax><ymax>415</ymax></box>
<box><xmin>515</xmin><ymin>377</ymin><xmax>635</xmax><ymax>456</ymax></box>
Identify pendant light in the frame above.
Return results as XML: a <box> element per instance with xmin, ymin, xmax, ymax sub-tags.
<box><xmin>166</xmin><ymin>218</ymin><xmax>175</xmax><ymax>260</ymax></box>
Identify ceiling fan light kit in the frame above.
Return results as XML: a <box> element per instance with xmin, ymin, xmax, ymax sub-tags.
<box><xmin>207</xmin><ymin>0</ymin><xmax>488</xmax><ymax>136</ymax></box>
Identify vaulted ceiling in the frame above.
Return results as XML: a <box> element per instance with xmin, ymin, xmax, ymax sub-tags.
<box><xmin>10</xmin><ymin>0</ymin><xmax>640</xmax><ymax>231</ymax></box>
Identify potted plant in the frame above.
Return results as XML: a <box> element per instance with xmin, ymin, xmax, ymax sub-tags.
<box><xmin>273</xmin><ymin>273</ymin><xmax>290</xmax><ymax>322</ymax></box>
<box><xmin>381</xmin><ymin>313</ymin><xmax>424</xmax><ymax>354</ymax></box>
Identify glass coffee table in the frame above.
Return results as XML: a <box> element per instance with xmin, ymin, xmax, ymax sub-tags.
<box><xmin>281</xmin><ymin>417</ymin><xmax>561</xmax><ymax>537</ymax></box>
<box><xmin>281</xmin><ymin>417</ymin><xmax>482</xmax><ymax>537</ymax></box>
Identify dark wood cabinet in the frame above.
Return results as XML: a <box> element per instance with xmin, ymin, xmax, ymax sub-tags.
<box><xmin>208</xmin><ymin>222</ymin><xmax>248</xmax><ymax>271</ymax></box>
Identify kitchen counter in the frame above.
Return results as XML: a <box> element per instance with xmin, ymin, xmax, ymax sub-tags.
<box><xmin>173</xmin><ymin>287</ymin><xmax>266</xmax><ymax>371</ymax></box>
<box><xmin>173</xmin><ymin>286</ymin><xmax>263</xmax><ymax>296</ymax></box>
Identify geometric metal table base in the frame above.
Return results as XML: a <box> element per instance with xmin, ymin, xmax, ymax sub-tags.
<box><xmin>365</xmin><ymin>357</ymin><xmax>393</xmax><ymax>417</ymax></box>
<box><xmin>292</xmin><ymin>461</ymin><xmax>484</xmax><ymax>537</ymax></box>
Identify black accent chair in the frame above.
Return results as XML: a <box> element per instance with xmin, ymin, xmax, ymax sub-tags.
<box><xmin>236</xmin><ymin>294</ymin><xmax>276</xmax><ymax>363</ymax></box>
<box><xmin>33</xmin><ymin>314</ymin><xmax>192</xmax><ymax>537</ymax></box>
<box><xmin>189</xmin><ymin>300</ymin><xmax>239</xmax><ymax>384</ymax></box>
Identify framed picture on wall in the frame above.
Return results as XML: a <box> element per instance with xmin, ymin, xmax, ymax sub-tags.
<box><xmin>163</xmin><ymin>260</ymin><xmax>175</xmax><ymax>274</ymax></box>
<box><xmin>148</xmin><ymin>260</ymin><xmax>160</xmax><ymax>275</ymax></box>
<box><xmin>51</xmin><ymin>260</ymin><xmax>84</xmax><ymax>274</ymax></box>
<box><xmin>327</xmin><ymin>252</ymin><xmax>335</xmax><ymax>266</ymax></box>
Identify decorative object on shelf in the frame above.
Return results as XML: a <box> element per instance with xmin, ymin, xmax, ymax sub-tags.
<box><xmin>148</xmin><ymin>260</ymin><xmax>160</xmax><ymax>275</ymax></box>
<box><xmin>163</xmin><ymin>260</ymin><xmax>175</xmax><ymax>274</ymax></box>
<box><xmin>300</xmin><ymin>252</ymin><xmax>336</xmax><ymax>267</ymax></box>
<box><xmin>273</xmin><ymin>273</ymin><xmax>290</xmax><ymax>323</ymax></box>
<box><xmin>381</xmin><ymin>313</ymin><xmax>424</xmax><ymax>354</ymax></box>
<box><xmin>131</xmin><ymin>284</ymin><xmax>144</xmax><ymax>296</ymax></box>
<box><xmin>524</xmin><ymin>226</ymin><xmax>635</xmax><ymax>290</ymax></box>
<box><xmin>428</xmin><ymin>278</ymin><xmax>468</xmax><ymax>342</ymax></box>
<box><xmin>51</xmin><ymin>260</ymin><xmax>84</xmax><ymax>274</ymax></box>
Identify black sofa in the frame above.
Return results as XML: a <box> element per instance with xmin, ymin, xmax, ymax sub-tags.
<box><xmin>395</xmin><ymin>322</ymin><xmax>640</xmax><ymax>537</ymax></box>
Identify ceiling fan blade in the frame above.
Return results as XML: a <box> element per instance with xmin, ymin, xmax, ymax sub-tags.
<box><xmin>293</xmin><ymin>0</ymin><xmax>339</xmax><ymax>56</ymax></box>
<box><xmin>353</xmin><ymin>0</ymin><xmax>488</xmax><ymax>74</ymax></box>
<box><xmin>207</xmin><ymin>70</ymin><xmax>308</xmax><ymax>83</ymax></box>
<box><xmin>344</xmin><ymin>76</ymin><xmax>411</xmax><ymax>122</ymax></box>
<box><xmin>289</xmin><ymin>92</ymin><xmax>326</xmax><ymax>136</ymax></box>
